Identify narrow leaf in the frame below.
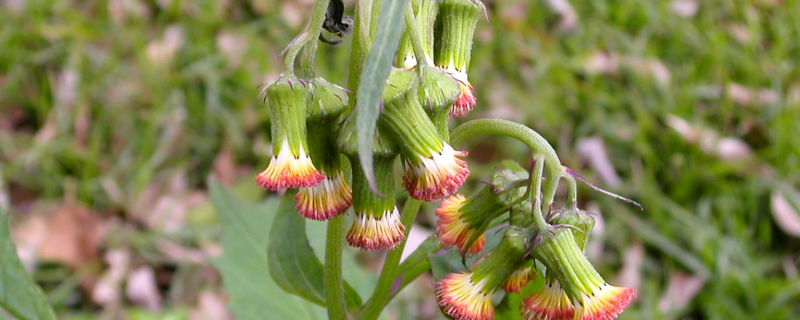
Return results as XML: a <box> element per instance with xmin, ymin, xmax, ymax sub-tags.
<box><xmin>209</xmin><ymin>180</ymin><xmax>324</xmax><ymax>320</ymax></box>
<box><xmin>267</xmin><ymin>191</ymin><xmax>363</xmax><ymax>311</ymax></box>
<box><xmin>356</xmin><ymin>0</ymin><xmax>410</xmax><ymax>195</ymax></box>
<box><xmin>0</xmin><ymin>209</ymin><xmax>57</xmax><ymax>320</ymax></box>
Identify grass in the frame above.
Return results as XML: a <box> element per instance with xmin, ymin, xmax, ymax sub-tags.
<box><xmin>1</xmin><ymin>0</ymin><xmax>799</xmax><ymax>318</ymax></box>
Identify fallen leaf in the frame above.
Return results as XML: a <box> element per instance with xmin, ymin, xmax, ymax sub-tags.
<box><xmin>615</xmin><ymin>242</ymin><xmax>644</xmax><ymax>290</ymax></box>
<box><xmin>546</xmin><ymin>0</ymin><xmax>578</xmax><ymax>31</ymax></box>
<box><xmin>658</xmin><ymin>272</ymin><xmax>705</xmax><ymax>312</ymax></box>
<box><xmin>771</xmin><ymin>191</ymin><xmax>800</xmax><ymax>237</ymax></box>
<box><xmin>576</xmin><ymin>137</ymin><xmax>621</xmax><ymax>188</ymax></box>
<box><xmin>146</xmin><ymin>25</ymin><xmax>184</xmax><ymax>65</ymax></box>
<box><xmin>670</xmin><ymin>0</ymin><xmax>699</xmax><ymax>17</ymax></box>
<box><xmin>190</xmin><ymin>290</ymin><xmax>234</xmax><ymax>320</ymax></box>
<box><xmin>36</xmin><ymin>199</ymin><xmax>105</xmax><ymax>270</ymax></box>
<box><xmin>93</xmin><ymin>249</ymin><xmax>131</xmax><ymax>307</ymax></box>
<box><xmin>126</xmin><ymin>266</ymin><xmax>162</xmax><ymax>311</ymax></box>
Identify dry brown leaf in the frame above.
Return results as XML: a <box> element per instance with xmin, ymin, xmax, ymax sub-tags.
<box><xmin>576</xmin><ymin>137</ymin><xmax>621</xmax><ymax>188</ymax></box>
<box><xmin>658</xmin><ymin>272</ymin><xmax>706</xmax><ymax>312</ymax></box>
<box><xmin>670</xmin><ymin>0</ymin><xmax>699</xmax><ymax>17</ymax></box>
<box><xmin>146</xmin><ymin>25</ymin><xmax>184</xmax><ymax>65</ymax></box>
<box><xmin>547</xmin><ymin>0</ymin><xmax>578</xmax><ymax>32</ymax></box>
<box><xmin>770</xmin><ymin>191</ymin><xmax>800</xmax><ymax>237</ymax></box>
<box><xmin>216</xmin><ymin>31</ymin><xmax>248</xmax><ymax>68</ymax></box>
<box><xmin>126</xmin><ymin>266</ymin><xmax>163</xmax><ymax>311</ymax></box>
<box><xmin>37</xmin><ymin>199</ymin><xmax>105</xmax><ymax>270</ymax></box>
<box><xmin>212</xmin><ymin>147</ymin><xmax>237</xmax><ymax>185</ymax></box>
<box><xmin>726</xmin><ymin>83</ymin><xmax>779</xmax><ymax>107</ymax></box>
<box><xmin>615</xmin><ymin>242</ymin><xmax>644</xmax><ymax>290</ymax></box>
<box><xmin>190</xmin><ymin>290</ymin><xmax>233</xmax><ymax>320</ymax></box>
<box><xmin>93</xmin><ymin>249</ymin><xmax>131</xmax><ymax>307</ymax></box>
<box><xmin>666</xmin><ymin>115</ymin><xmax>754</xmax><ymax>163</ymax></box>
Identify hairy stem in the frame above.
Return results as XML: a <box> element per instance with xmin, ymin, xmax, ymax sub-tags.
<box><xmin>282</xmin><ymin>0</ymin><xmax>330</xmax><ymax>74</ymax></box>
<box><xmin>450</xmin><ymin>119</ymin><xmax>565</xmax><ymax>212</ymax></box>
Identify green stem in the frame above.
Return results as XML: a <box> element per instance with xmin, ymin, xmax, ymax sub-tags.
<box><xmin>356</xmin><ymin>198</ymin><xmax>423</xmax><ymax>320</ymax></box>
<box><xmin>283</xmin><ymin>0</ymin><xmax>330</xmax><ymax>74</ymax></box>
<box><xmin>563</xmin><ymin>173</ymin><xmax>578</xmax><ymax>206</ymax></box>
<box><xmin>528</xmin><ymin>155</ymin><xmax>548</xmax><ymax>231</ymax></box>
<box><xmin>324</xmin><ymin>214</ymin><xmax>349</xmax><ymax>319</ymax></box>
<box><xmin>450</xmin><ymin>119</ymin><xmax>565</xmax><ymax>213</ymax></box>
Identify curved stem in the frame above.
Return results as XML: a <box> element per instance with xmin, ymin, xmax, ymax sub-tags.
<box><xmin>563</xmin><ymin>173</ymin><xmax>578</xmax><ymax>207</ymax></box>
<box><xmin>324</xmin><ymin>214</ymin><xmax>349</xmax><ymax>319</ymax></box>
<box><xmin>404</xmin><ymin>6</ymin><xmax>428</xmax><ymax>75</ymax></box>
<box><xmin>528</xmin><ymin>155</ymin><xmax>548</xmax><ymax>231</ymax></box>
<box><xmin>450</xmin><ymin>119</ymin><xmax>565</xmax><ymax>211</ymax></box>
<box><xmin>356</xmin><ymin>198</ymin><xmax>423</xmax><ymax>320</ymax></box>
<box><xmin>282</xmin><ymin>0</ymin><xmax>330</xmax><ymax>74</ymax></box>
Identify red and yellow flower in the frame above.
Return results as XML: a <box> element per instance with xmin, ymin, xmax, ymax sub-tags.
<box><xmin>520</xmin><ymin>279</ymin><xmax>574</xmax><ymax>320</ymax></box>
<box><xmin>436</xmin><ymin>272</ymin><xmax>494</xmax><ymax>320</ymax></box>
<box><xmin>501</xmin><ymin>263</ymin><xmax>537</xmax><ymax>294</ymax></box>
<box><xmin>295</xmin><ymin>171</ymin><xmax>352</xmax><ymax>220</ymax></box>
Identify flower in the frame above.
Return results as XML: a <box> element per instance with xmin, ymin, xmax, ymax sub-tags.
<box><xmin>346</xmin><ymin>207</ymin><xmax>406</xmax><ymax>250</ymax></box>
<box><xmin>436</xmin><ymin>232</ymin><xmax>530</xmax><ymax>320</ymax></box>
<box><xmin>294</xmin><ymin>171</ymin><xmax>352</xmax><ymax>220</ymax></box>
<box><xmin>435</xmin><ymin>0</ymin><xmax>484</xmax><ymax>118</ymax></box>
<box><xmin>402</xmin><ymin>143</ymin><xmax>469</xmax><ymax>201</ymax></box>
<box><xmin>572</xmin><ymin>284</ymin><xmax>636</xmax><ymax>320</ymax></box>
<box><xmin>501</xmin><ymin>263</ymin><xmax>536</xmax><ymax>294</ymax></box>
<box><xmin>378</xmin><ymin>68</ymin><xmax>469</xmax><ymax>202</ymax></box>
<box><xmin>533</xmin><ymin>229</ymin><xmax>636</xmax><ymax>320</ymax></box>
<box><xmin>520</xmin><ymin>279</ymin><xmax>574</xmax><ymax>320</ymax></box>
<box><xmin>256</xmin><ymin>140</ymin><xmax>324</xmax><ymax>190</ymax></box>
<box><xmin>435</xmin><ymin>194</ymin><xmax>486</xmax><ymax>255</ymax></box>
<box><xmin>435</xmin><ymin>272</ymin><xmax>494</xmax><ymax>320</ymax></box>
<box><xmin>255</xmin><ymin>75</ymin><xmax>324</xmax><ymax>191</ymax></box>
<box><xmin>445</xmin><ymin>68</ymin><xmax>476</xmax><ymax>118</ymax></box>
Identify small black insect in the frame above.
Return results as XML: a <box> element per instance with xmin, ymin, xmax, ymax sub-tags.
<box><xmin>320</xmin><ymin>0</ymin><xmax>354</xmax><ymax>45</ymax></box>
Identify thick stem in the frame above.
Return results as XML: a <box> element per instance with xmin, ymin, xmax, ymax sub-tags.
<box><xmin>356</xmin><ymin>198</ymin><xmax>423</xmax><ymax>320</ymax></box>
<box><xmin>324</xmin><ymin>214</ymin><xmax>349</xmax><ymax>319</ymax></box>
<box><xmin>450</xmin><ymin>119</ymin><xmax>565</xmax><ymax>213</ymax></box>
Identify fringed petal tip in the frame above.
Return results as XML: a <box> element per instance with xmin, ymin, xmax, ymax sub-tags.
<box><xmin>435</xmin><ymin>194</ymin><xmax>485</xmax><ymax>255</ymax></box>
<box><xmin>520</xmin><ymin>280</ymin><xmax>574</xmax><ymax>320</ymax></box>
<box><xmin>346</xmin><ymin>208</ymin><xmax>406</xmax><ymax>250</ymax></box>
<box><xmin>450</xmin><ymin>80</ymin><xmax>476</xmax><ymax>118</ymax></box>
<box><xmin>255</xmin><ymin>141</ymin><xmax>324</xmax><ymax>191</ymax></box>
<box><xmin>295</xmin><ymin>174</ymin><xmax>352</xmax><ymax>220</ymax></box>
<box><xmin>403</xmin><ymin>144</ymin><xmax>469</xmax><ymax>202</ymax></box>
<box><xmin>574</xmin><ymin>284</ymin><xmax>636</xmax><ymax>320</ymax></box>
<box><xmin>501</xmin><ymin>266</ymin><xmax>536</xmax><ymax>294</ymax></box>
<box><xmin>435</xmin><ymin>273</ymin><xmax>494</xmax><ymax>320</ymax></box>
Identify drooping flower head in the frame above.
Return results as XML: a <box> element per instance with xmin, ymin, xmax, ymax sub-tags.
<box><xmin>435</xmin><ymin>0</ymin><xmax>485</xmax><ymax>117</ymax></box>
<box><xmin>380</xmin><ymin>69</ymin><xmax>469</xmax><ymax>202</ymax></box>
<box><xmin>533</xmin><ymin>229</ymin><xmax>636</xmax><ymax>320</ymax></box>
<box><xmin>547</xmin><ymin>207</ymin><xmax>596</xmax><ymax>252</ymax></box>
<box><xmin>436</xmin><ymin>231</ymin><xmax>530</xmax><ymax>320</ymax></box>
<box><xmin>435</xmin><ymin>184</ymin><xmax>510</xmax><ymax>255</ymax></box>
<box><xmin>255</xmin><ymin>75</ymin><xmax>324</xmax><ymax>190</ymax></box>
<box><xmin>345</xmin><ymin>155</ymin><xmax>406</xmax><ymax>250</ymax></box>
<box><xmin>295</xmin><ymin>172</ymin><xmax>352</xmax><ymax>220</ymax></box>
<box><xmin>520</xmin><ymin>278</ymin><xmax>575</xmax><ymax>320</ymax></box>
<box><xmin>295</xmin><ymin>86</ymin><xmax>352</xmax><ymax>220</ymax></box>
<box><xmin>501</xmin><ymin>260</ymin><xmax>537</xmax><ymax>294</ymax></box>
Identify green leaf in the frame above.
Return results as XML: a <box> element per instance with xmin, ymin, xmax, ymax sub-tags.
<box><xmin>209</xmin><ymin>180</ymin><xmax>325</xmax><ymax>320</ymax></box>
<box><xmin>267</xmin><ymin>191</ymin><xmax>363</xmax><ymax>311</ymax></box>
<box><xmin>356</xmin><ymin>0</ymin><xmax>411</xmax><ymax>194</ymax></box>
<box><xmin>0</xmin><ymin>209</ymin><xmax>57</xmax><ymax>320</ymax></box>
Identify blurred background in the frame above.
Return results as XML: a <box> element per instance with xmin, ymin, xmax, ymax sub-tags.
<box><xmin>2</xmin><ymin>0</ymin><xmax>800</xmax><ymax>319</ymax></box>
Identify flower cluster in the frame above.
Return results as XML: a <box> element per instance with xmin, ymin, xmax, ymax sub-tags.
<box><xmin>434</xmin><ymin>169</ymin><xmax>636</xmax><ymax>320</ymax></box>
<box><xmin>258</xmin><ymin>0</ymin><xmax>638</xmax><ymax>319</ymax></box>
